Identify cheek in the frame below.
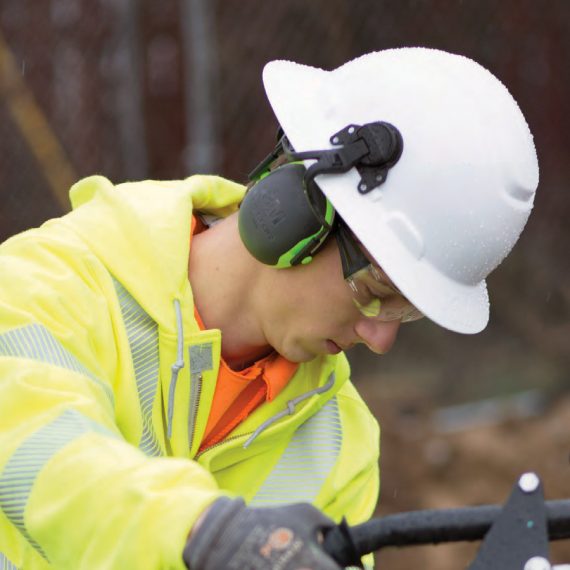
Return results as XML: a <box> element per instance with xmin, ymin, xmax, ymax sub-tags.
<box><xmin>312</xmin><ymin>295</ymin><xmax>359</xmax><ymax>336</ymax></box>
<box><xmin>280</xmin><ymin>243</ymin><xmax>357</xmax><ymax>328</ymax></box>
<box><xmin>305</xmin><ymin>287</ymin><xmax>353</xmax><ymax>321</ymax></box>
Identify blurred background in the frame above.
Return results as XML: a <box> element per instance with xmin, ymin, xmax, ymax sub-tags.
<box><xmin>1</xmin><ymin>1</ymin><xmax>569</xmax><ymax>567</ymax></box>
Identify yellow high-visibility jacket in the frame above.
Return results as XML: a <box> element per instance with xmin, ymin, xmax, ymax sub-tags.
<box><xmin>0</xmin><ymin>175</ymin><xmax>380</xmax><ymax>569</ymax></box>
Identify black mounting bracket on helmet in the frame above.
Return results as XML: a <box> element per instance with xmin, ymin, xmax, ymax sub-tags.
<box><xmin>279</xmin><ymin>121</ymin><xmax>403</xmax><ymax>196</ymax></box>
<box><xmin>278</xmin><ymin>121</ymin><xmax>404</xmax><ymax>229</ymax></box>
<box><xmin>328</xmin><ymin>122</ymin><xmax>404</xmax><ymax>193</ymax></box>
<box><xmin>249</xmin><ymin>121</ymin><xmax>403</xmax><ymax>195</ymax></box>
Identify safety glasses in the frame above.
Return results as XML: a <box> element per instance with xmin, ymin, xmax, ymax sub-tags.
<box><xmin>336</xmin><ymin>223</ymin><xmax>424</xmax><ymax>322</ymax></box>
<box><xmin>347</xmin><ymin>264</ymin><xmax>424</xmax><ymax>322</ymax></box>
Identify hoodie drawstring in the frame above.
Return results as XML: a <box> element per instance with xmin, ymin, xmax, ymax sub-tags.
<box><xmin>243</xmin><ymin>372</ymin><xmax>336</xmax><ymax>449</ymax></box>
<box><xmin>167</xmin><ymin>299</ymin><xmax>185</xmax><ymax>438</ymax></box>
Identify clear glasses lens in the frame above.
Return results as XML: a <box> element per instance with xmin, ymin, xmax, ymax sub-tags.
<box><xmin>347</xmin><ymin>265</ymin><xmax>424</xmax><ymax>323</ymax></box>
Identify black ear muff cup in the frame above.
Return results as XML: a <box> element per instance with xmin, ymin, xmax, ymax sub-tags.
<box><xmin>238</xmin><ymin>163</ymin><xmax>327</xmax><ymax>266</ymax></box>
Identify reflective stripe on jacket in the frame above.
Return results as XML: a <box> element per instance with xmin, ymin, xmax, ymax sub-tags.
<box><xmin>0</xmin><ymin>175</ymin><xmax>380</xmax><ymax>569</ymax></box>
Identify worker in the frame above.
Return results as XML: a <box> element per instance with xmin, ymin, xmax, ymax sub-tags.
<box><xmin>0</xmin><ymin>47</ymin><xmax>538</xmax><ymax>569</ymax></box>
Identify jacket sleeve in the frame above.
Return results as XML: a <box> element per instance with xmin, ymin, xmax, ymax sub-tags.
<box><xmin>0</xmin><ymin>227</ymin><xmax>226</xmax><ymax>569</ymax></box>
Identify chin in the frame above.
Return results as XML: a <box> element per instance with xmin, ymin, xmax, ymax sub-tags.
<box><xmin>282</xmin><ymin>350</ymin><xmax>315</xmax><ymax>364</ymax></box>
<box><xmin>275</xmin><ymin>340</ymin><xmax>316</xmax><ymax>363</ymax></box>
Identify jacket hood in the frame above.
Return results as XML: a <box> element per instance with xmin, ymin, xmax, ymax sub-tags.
<box><xmin>64</xmin><ymin>175</ymin><xmax>246</xmax><ymax>327</ymax></box>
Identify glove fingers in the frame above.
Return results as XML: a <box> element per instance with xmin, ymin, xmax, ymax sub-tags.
<box><xmin>282</xmin><ymin>503</ymin><xmax>337</xmax><ymax>537</ymax></box>
<box><xmin>185</xmin><ymin>499</ymin><xmax>343</xmax><ymax>570</ymax></box>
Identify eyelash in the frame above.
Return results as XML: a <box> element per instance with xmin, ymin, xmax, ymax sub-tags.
<box><xmin>365</xmin><ymin>280</ymin><xmax>392</xmax><ymax>299</ymax></box>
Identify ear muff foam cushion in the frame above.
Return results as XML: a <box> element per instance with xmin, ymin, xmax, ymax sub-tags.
<box><xmin>238</xmin><ymin>163</ymin><xmax>327</xmax><ymax>266</ymax></box>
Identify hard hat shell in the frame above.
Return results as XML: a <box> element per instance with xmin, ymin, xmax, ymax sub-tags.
<box><xmin>262</xmin><ymin>48</ymin><xmax>539</xmax><ymax>334</ymax></box>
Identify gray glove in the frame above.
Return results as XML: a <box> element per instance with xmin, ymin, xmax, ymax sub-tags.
<box><xmin>183</xmin><ymin>497</ymin><xmax>344</xmax><ymax>570</ymax></box>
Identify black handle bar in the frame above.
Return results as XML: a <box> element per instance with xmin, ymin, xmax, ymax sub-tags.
<box><xmin>324</xmin><ymin>499</ymin><xmax>570</xmax><ymax>566</ymax></box>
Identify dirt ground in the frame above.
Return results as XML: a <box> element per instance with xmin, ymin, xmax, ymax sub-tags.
<box><xmin>357</xmin><ymin>386</ymin><xmax>570</xmax><ymax>569</ymax></box>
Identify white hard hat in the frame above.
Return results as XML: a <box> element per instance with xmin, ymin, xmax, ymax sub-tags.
<box><xmin>262</xmin><ymin>48</ymin><xmax>539</xmax><ymax>334</ymax></box>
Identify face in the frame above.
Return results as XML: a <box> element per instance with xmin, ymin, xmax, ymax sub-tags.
<box><xmin>259</xmin><ymin>237</ymin><xmax>420</xmax><ymax>363</ymax></box>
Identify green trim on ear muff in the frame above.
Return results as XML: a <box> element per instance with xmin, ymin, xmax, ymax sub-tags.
<box><xmin>274</xmin><ymin>196</ymin><xmax>335</xmax><ymax>268</ymax></box>
<box><xmin>255</xmin><ymin>168</ymin><xmax>273</xmax><ymax>182</ymax></box>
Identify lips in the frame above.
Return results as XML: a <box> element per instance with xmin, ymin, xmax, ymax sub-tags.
<box><xmin>326</xmin><ymin>340</ymin><xmax>342</xmax><ymax>354</ymax></box>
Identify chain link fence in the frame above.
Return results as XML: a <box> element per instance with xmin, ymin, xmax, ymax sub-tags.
<box><xmin>1</xmin><ymin>2</ymin><xmax>569</xmax><ymax>567</ymax></box>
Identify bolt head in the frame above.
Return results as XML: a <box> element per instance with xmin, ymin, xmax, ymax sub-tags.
<box><xmin>519</xmin><ymin>472</ymin><xmax>540</xmax><ymax>493</ymax></box>
<box><xmin>524</xmin><ymin>556</ymin><xmax>551</xmax><ymax>570</ymax></box>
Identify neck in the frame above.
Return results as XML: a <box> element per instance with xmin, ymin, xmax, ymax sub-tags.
<box><xmin>188</xmin><ymin>213</ymin><xmax>272</xmax><ymax>368</ymax></box>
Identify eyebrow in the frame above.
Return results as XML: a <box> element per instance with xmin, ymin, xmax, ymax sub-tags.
<box><xmin>365</xmin><ymin>275</ymin><xmax>399</xmax><ymax>302</ymax></box>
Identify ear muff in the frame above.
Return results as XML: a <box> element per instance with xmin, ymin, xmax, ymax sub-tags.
<box><xmin>238</xmin><ymin>163</ymin><xmax>335</xmax><ymax>268</ymax></box>
<box><xmin>240</xmin><ymin>120</ymin><xmax>403</xmax><ymax>268</ymax></box>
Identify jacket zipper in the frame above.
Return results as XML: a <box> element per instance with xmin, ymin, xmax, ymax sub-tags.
<box><xmin>188</xmin><ymin>372</ymin><xmax>203</xmax><ymax>451</ymax></box>
<box><xmin>195</xmin><ymin>431</ymin><xmax>253</xmax><ymax>459</ymax></box>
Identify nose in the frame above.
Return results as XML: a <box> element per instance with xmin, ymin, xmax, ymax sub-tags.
<box><xmin>354</xmin><ymin>317</ymin><xmax>401</xmax><ymax>354</ymax></box>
